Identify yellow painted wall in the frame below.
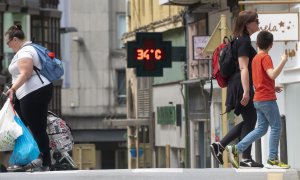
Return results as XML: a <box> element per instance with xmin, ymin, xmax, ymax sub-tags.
<box><xmin>128</xmin><ymin>0</ymin><xmax>184</xmax><ymax>33</ymax></box>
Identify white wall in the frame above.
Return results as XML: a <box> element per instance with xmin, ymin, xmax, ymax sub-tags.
<box><xmin>285</xmin><ymin>83</ymin><xmax>300</xmax><ymax>168</ymax></box>
<box><xmin>60</xmin><ymin>0</ymin><xmax>126</xmax><ymax>117</ymax></box>
<box><xmin>153</xmin><ymin>84</ymin><xmax>185</xmax><ymax>148</ymax></box>
<box><xmin>153</xmin><ymin>83</ymin><xmax>185</xmax><ymax>168</ymax></box>
<box><xmin>247</xmin><ymin>3</ymin><xmax>300</xmax><ymax>167</ymax></box>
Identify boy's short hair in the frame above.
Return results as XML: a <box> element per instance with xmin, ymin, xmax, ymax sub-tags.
<box><xmin>256</xmin><ymin>30</ymin><xmax>273</xmax><ymax>50</ymax></box>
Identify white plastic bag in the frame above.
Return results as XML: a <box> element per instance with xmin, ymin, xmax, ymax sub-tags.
<box><xmin>0</xmin><ymin>99</ymin><xmax>23</xmax><ymax>151</ymax></box>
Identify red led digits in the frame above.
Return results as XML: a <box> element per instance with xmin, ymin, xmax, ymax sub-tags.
<box><xmin>136</xmin><ymin>49</ymin><xmax>149</xmax><ymax>60</ymax></box>
<box><xmin>136</xmin><ymin>49</ymin><xmax>162</xmax><ymax>61</ymax></box>
<box><xmin>154</xmin><ymin>49</ymin><xmax>161</xmax><ymax>60</ymax></box>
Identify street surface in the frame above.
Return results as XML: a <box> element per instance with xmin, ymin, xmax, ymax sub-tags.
<box><xmin>0</xmin><ymin>168</ymin><xmax>299</xmax><ymax>180</ymax></box>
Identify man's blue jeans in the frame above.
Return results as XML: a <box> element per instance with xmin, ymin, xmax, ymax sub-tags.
<box><xmin>236</xmin><ymin>100</ymin><xmax>281</xmax><ymax>160</ymax></box>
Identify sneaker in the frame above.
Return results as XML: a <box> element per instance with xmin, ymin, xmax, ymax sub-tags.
<box><xmin>210</xmin><ymin>142</ymin><xmax>224</xmax><ymax>165</ymax></box>
<box><xmin>227</xmin><ymin>145</ymin><xmax>239</xmax><ymax>168</ymax></box>
<box><xmin>265</xmin><ymin>159</ymin><xmax>290</xmax><ymax>169</ymax></box>
<box><xmin>240</xmin><ymin>158</ymin><xmax>264</xmax><ymax>168</ymax></box>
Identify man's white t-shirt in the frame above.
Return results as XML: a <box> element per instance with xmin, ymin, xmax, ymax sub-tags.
<box><xmin>8</xmin><ymin>41</ymin><xmax>50</xmax><ymax>100</ymax></box>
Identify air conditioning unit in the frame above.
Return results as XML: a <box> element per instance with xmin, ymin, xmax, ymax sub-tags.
<box><xmin>160</xmin><ymin>0</ymin><xmax>202</xmax><ymax>5</ymax></box>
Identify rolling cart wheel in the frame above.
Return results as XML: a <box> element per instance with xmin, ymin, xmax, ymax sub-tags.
<box><xmin>60</xmin><ymin>163</ymin><xmax>71</xmax><ymax>170</ymax></box>
<box><xmin>53</xmin><ymin>151</ymin><xmax>62</xmax><ymax>161</ymax></box>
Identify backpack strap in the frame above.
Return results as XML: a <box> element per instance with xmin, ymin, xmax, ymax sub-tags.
<box><xmin>22</xmin><ymin>43</ymin><xmax>45</xmax><ymax>84</ymax></box>
<box><xmin>33</xmin><ymin>66</ymin><xmax>44</xmax><ymax>84</ymax></box>
<box><xmin>223</xmin><ymin>36</ymin><xmax>229</xmax><ymax>43</ymax></box>
<box><xmin>209</xmin><ymin>77</ymin><xmax>213</xmax><ymax>108</ymax></box>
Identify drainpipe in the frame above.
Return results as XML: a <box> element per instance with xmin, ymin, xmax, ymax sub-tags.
<box><xmin>183</xmin><ymin>8</ymin><xmax>190</xmax><ymax>168</ymax></box>
<box><xmin>108</xmin><ymin>0</ymin><xmax>113</xmax><ymax>113</ymax></box>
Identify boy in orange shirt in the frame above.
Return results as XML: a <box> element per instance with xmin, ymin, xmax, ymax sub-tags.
<box><xmin>226</xmin><ymin>30</ymin><xmax>289</xmax><ymax>169</ymax></box>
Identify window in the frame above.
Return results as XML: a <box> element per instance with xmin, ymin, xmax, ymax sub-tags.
<box><xmin>40</xmin><ymin>0</ymin><xmax>59</xmax><ymax>8</ymax></box>
<box><xmin>117</xmin><ymin>69</ymin><xmax>126</xmax><ymax>105</ymax></box>
<box><xmin>31</xmin><ymin>16</ymin><xmax>61</xmax><ymax>58</ymax></box>
<box><xmin>116</xmin><ymin>13</ymin><xmax>126</xmax><ymax>49</ymax></box>
<box><xmin>31</xmin><ymin>13</ymin><xmax>62</xmax><ymax>116</ymax></box>
<box><xmin>31</xmin><ymin>17</ymin><xmax>42</xmax><ymax>43</ymax></box>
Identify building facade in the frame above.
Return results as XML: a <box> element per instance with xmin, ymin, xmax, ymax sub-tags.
<box><xmin>59</xmin><ymin>0</ymin><xmax>128</xmax><ymax>169</ymax></box>
<box><xmin>123</xmin><ymin>0</ymin><xmax>257</xmax><ymax>169</ymax></box>
<box><xmin>123</xmin><ymin>0</ymin><xmax>185</xmax><ymax>168</ymax></box>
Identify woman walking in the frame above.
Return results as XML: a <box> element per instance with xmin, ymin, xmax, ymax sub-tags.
<box><xmin>210</xmin><ymin>10</ymin><xmax>263</xmax><ymax>168</ymax></box>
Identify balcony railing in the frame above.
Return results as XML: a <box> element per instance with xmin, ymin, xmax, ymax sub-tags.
<box><xmin>40</xmin><ymin>0</ymin><xmax>59</xmax><ymax>9</ymax></box>
<box><xmin>22</xmin><ymin>0</ymin><xmax>40</xmax><ymax>7</ymax></box>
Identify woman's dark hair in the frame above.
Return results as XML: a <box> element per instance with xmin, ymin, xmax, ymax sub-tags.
<box><xmin>256</xmin><ymin>30</ymin><xmax>273</xmax><ymax>50</ymax></box>
<box><xmin>5</xmin><ymin>24</ymin><xmax>25</xmax><ymax>40</ymax></box>
<box><xmin>233</xmin><ymin>10</ymin><xmax>258</xmax><ymax>37</ymax></box>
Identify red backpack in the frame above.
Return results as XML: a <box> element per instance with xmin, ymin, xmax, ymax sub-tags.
<box><xmin>211</xmin><ymin>36</ymin><xmax>236</xmax><ymax>88</ymax></box>
<box><xmin>212</xmin><ymin>42</ymin><xmax>228</xmax><ymax>88</ymax></box>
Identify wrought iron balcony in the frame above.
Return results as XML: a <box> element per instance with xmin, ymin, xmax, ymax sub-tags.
<box><xmin>23</xmin><ymin>0</ymin><xmax>40</xmax><ymax>8</ymax></box>
<box><xmin>40</xmin><ymin>0</ymin><xmax>59</xmax><ymax>9</ymax></box>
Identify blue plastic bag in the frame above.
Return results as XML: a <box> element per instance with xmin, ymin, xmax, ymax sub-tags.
<box><xmin>9</xmin><ymin>116</ymin><xmax>40</xmax><ymax>165</ymax></box>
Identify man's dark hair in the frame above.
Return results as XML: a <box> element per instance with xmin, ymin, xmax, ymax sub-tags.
<box><xmin>256</xmin><ymin>30</ymin><xmax>273</xmax><ymax>50</ymax></box>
